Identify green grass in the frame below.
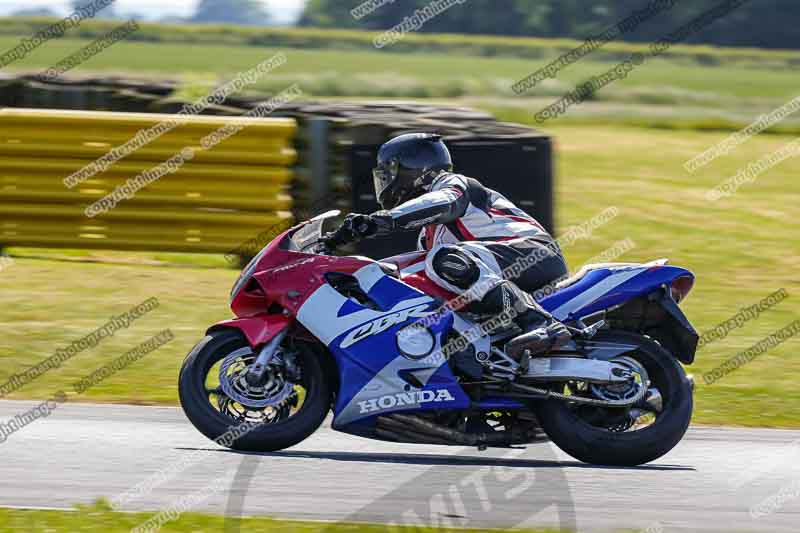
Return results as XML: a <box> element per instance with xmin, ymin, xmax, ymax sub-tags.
<box><xmin>4</xmin><ymin>31</ymin><xmax>800</xmax><ymax>133</ymax></box>
<box><xmin>0</xmin><ymin>501</ymin><xmax>562</xmax><ymax>533</ymax></box>
<box><xmin>1</xmin><ymin>124</ymin><xmax>798</xmax><ymax>427</ymax></box>
<box><xmin>2</xmin><ymin>35</ymin><xmax>798</xmax><ymax>100</ymax></box>
<box><xmin>3</xmin><ymin>16</ymin><xmax>800</xmax><ymax>67</ymax></box>
<box><xmin>0</xmin><ymin>249</ymin><xmax>236</xmax><ymax>405</ymax></box>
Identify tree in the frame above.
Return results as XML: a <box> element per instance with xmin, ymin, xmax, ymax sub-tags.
<box><xmin>12</xmin><ymin>8</ymin><xmax>59</xmax><ymax>17</ymax></box>
<box><xmin>298</xmin><ymin>0</ymin><xmax>358</xmax><ymax>28</ymax></box>
<box><xmin>191</xmin><ymin>0</ymin><xmax>271</xmax><ymax>26</ymax></box>
<box><xmin>296</xmin><ymin>0</ymin><xmax>800</xmax><ymax>51</ymax></box>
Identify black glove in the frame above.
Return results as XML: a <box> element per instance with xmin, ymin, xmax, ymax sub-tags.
<box><xmin>327</xmin><ymin>212</ymin><xmax>395</xmax><ymax>247</ymax></box>
<box><xmin>345</xmin><ymin>212</ymin><xmax>395</xmax><ymax>238</ymax></box>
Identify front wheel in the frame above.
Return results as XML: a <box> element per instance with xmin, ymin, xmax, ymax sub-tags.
<box><xmin>533</xmin><ymin>330</ymin><xmax>693</xmax><ymax>466</ymax></box>
<box><xmin>179</xmin><ymin>329</ymin><xmax>332</xmax><ymax>452</ymax></box>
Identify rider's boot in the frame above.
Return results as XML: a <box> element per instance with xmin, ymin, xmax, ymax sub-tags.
<box><xmin>474</xmin><ymin>281</ymin><xmax>571</xmax><ymax>359</ymax></box>
<box><xmin>506</xmin><ymin>321</ymin><xmax>572</xmax><ymax>360</ymax></box>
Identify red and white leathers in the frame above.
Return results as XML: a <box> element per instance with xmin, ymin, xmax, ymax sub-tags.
<box><xmin>377</xmin><ymin>172</ymin><xmax>566</xmax><ymax>303</ymax></box>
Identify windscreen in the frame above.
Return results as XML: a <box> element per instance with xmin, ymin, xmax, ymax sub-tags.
<box><xmin>289</xmin><ymin>218</ymin><xmax>325</xmax><ymax>253</ymax></box>
<box><xmin>285</xmin><ymin>210</ymin><xmax>341</xmax><ymax>254</ymax></box>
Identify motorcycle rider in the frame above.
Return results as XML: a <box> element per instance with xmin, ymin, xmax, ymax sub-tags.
<box><xmin>328</xmin><ymin>133</ymin><xmax>572</xmax><ymax>357</ymax></box>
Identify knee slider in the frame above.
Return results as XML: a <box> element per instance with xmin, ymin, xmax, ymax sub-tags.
<box><xmin>432</xmin><ymin>247</ymin><xmax>480</xmax><ymax>289</ymax></box>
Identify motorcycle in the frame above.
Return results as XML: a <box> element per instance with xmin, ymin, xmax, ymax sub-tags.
<box><xmin>179</xmin><ymin>210</ymin><xmax>697</xmax><ymax>466</ymax></box>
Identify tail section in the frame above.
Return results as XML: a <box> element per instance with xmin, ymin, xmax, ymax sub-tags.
<box><xmin>540</xmin><ymin>260</ymin><xmax>694</xmax><ymax>321</ymax></box>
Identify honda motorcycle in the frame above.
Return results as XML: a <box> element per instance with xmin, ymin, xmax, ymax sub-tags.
<box><xmin>179</xmin><ymin>211</ymin><xmax>697</xmax><ymax>466</ymax></box>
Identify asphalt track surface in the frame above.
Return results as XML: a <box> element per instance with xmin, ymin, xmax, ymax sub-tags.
<box><xmin>0</xmin><ymin>400</ymin><xmax>798</xmax><ymax>532</ymax></box>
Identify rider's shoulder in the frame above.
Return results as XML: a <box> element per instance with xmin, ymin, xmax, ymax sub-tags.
<box><xmin>431</xmin><ymin>171</ymin><xmax>472</xmax><ymax>190</ymax></box>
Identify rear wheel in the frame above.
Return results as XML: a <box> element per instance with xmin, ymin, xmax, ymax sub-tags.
<box><xmin>533</xmin><ymin>330</ymin><xmax>693</xmax><ymax>466</ymax></box>
<box><xmin>179</xmin><ymin>329</ymin><xmax>332</xmax><ymax>452</ymax></box>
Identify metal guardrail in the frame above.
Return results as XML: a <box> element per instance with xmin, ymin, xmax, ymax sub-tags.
<box><xmin>0</xmin><ymin>80</ymin><xmax>553</xmax><ymax>259</ymax></box>
<box><xmin>0</xmin><ymin>108</ymin><xmax>297</xmax><ymax>253</ymax></box>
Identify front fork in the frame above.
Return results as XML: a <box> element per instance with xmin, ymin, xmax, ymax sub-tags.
<box><xmin>245</xmin><ymin>327</ymin><xmax>288</xmax><ymax>387</ymax></box>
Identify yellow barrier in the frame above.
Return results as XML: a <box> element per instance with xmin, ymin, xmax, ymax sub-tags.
<box><xmin>0</xmin><ymin>108</ymin><xmax>297</xmax><ymax>254</ymax></box>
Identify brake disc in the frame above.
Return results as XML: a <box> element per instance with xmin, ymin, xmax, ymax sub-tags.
<box><xmin>218</xmin><ymin>347</ymin><xmax>295</xmax><ymax>409</ymax></box>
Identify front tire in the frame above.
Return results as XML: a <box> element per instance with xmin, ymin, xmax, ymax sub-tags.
<box><xmin>179</xmin><ymin>329</ymin><xmax>332</xmax><ymax>452</ymax></box>
<box><xmin>534</xmin><ymin>330</ymin><xmax>693</xmax><ymax>466</ymax></box>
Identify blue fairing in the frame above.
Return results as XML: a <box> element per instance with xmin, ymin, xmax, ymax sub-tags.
<box><xmin>540</xmin><ymin>264</ymin><xmax>694</xmax><ymax>321</ymax></box>
<box><xmin>326</xmin><ymin>268</ymin><xmax>470</xmax><ymax>434</ymax></box>
<box><xmin>306</xmin><ymin>261</ymin><xmax>692</xmax><ymax>438</ymax></box>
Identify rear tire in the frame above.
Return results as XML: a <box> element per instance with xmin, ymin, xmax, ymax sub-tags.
<box><xmin>179</xmin><ymin>329</ymin><xmax>332</xmax><ymax>452</ymax></box>
<box><xmin>534</xmin><ymin>330</ymin><xmax>693</xmax><ymax>466</ymax></box>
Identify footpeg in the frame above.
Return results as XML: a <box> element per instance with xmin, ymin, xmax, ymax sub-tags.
<box><xmin>568</xmin><ymin>320</ymin><xmax>605</xmax><ymax>340</ymax></box>
<box><xmin>505</xmin><ymin>322</ymin><xmax>571</xmax><ymax>359</ymax></box>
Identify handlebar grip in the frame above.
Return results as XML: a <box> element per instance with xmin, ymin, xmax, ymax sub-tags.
<box><xmin>355</xmin><ymin>220</ymin><xmax>371</xmax><ymax>235</ymax></box>
<box><xmin>323</xmin><ymin>229</ymin><xmax>349</xmax><ymax>248</ymax></box>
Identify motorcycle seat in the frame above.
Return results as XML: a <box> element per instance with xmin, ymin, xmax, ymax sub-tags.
<box><xmin>556</xmin><ymin>259</ymin><xmax>669</xmax><ymax>290</ymax></box>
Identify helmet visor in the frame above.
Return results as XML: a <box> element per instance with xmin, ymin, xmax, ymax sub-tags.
<box><xmin>372</xmin><ymin>158</ymin><xmax>399</xmax><ymax>207</ymax></box>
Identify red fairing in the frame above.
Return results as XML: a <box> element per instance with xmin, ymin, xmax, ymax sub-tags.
<box><xmin>230</xmin><ymin>227</ymin><xmax>373</xmax><ymax>319</ymax></box>
<box><xmin>221</xmin><ymin>221</ymin><xmax>463</xmax><ymax>347</ymax></box>
<box><xmin>247</xmin><ymin>255</ymin><xmax>371</xmax><ymax>316</ymax></box>
<box><xmin>402</xmin><ymin>272</ymin><xmax>456</xmax><ymax>301</ymax></box>
<box><xmin>209</xmin><ymin>315</ymin><xmax>291</xmax><ymax>346</ymax></box>
<box><xmin>382</xmin><ymin>250</ymin><xmax>427</xmax><ymax>270</ymax></box>
<box><xmin>223</xmin><ymin>225</ymin><xmax>375</xmax><ymax>347</ymax></box>
<box><xmin>382</xmin><ymin>250</ymin><xmax>457</xmax><ymax>300</ymax></box>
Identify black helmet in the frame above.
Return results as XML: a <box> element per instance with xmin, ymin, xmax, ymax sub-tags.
<box><xmin>373</xmin><ymin>133</ymin><xmax>453</xmax><ymax>210</ymax></box>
